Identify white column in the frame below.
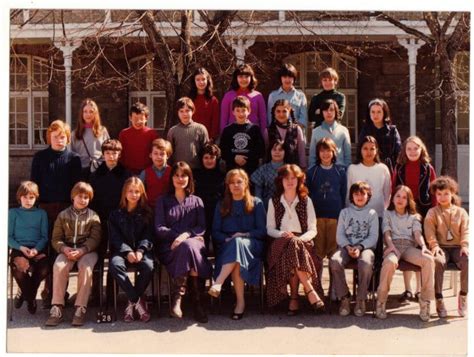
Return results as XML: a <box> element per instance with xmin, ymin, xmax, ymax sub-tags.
<box><xmin>278</xmin><ymin>11</ymin><xmax>286</xmax><ymax>21</ymax></box>
<box><xmin>226</xmin><ymin>37</ymin><xmax>256</xmax><ymax>65</ymax></box>
<box><xmin>398</xmin><ymin>37</ymin><xmax>424</xmax><ymax>136</ymax></box>
<box><xmin>54</xmin><ymin>39</ymin><xmax>82</xmax><ymax>127</ymax></box>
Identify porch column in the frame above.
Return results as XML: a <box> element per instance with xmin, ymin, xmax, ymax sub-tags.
<box><xmin>398</xmin><ymin>37</ymin><xmax>424</xmax><ymax>136</ymax></box>
<box><xmin>226</xmin><ymin>37</ymin><xmax>256</xmax><ymax>65</ymax></box>
<box><xmin>54</xmin><ymin>39</ymin><xmax>82</xmax><ymax>127</ymax></box>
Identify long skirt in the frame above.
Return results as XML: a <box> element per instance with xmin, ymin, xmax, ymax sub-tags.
<box><xmin>214</xmin><ymin>237</ymin><xmax>264</xmax><ymax>286</ymax></box>
<box><xmin>266</xmin><ymin>237</ymin><xmax>323</xmax><ymax>307</ymax></box>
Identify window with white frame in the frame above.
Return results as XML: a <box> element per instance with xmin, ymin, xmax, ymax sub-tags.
<box><xmin>434</xmin><ymin>51</ymin><xmax>469</xmax><ymax>145</ymax></box>
<box><xmin>284</xmin><ymin>52</ymin><xmax>358</xmax><ymax>142</ymax></box>
<box><xmin>10</xmin><ymin>55</ymin><xmax>49</xmax><ymax>148</ymax></box>
<box><xmin>129</xmin><ymin>55</ymin><xmax>167</xmax><ymax>130</ymax></box>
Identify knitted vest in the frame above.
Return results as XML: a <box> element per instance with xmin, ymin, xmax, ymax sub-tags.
<box><xmin>271</xmin><ymin>196</ymin><xmax>308</xmax><ymax>233</ymax></box>
<box><xmin>144</xmin><ymin>165</ymin><xmax>172</xmax><ymax>207</ymax></box>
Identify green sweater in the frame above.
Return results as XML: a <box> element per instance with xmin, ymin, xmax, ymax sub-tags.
<box><xmin>8</xmin><ymin>207</ymin><xmax>48</xmax><ymax>251</ymax></box>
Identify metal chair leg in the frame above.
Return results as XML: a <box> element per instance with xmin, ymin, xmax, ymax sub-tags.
<box><xmin>9</xmin><ymin>266</ymin><xmax>13</xmax><ymax>322</ymax></box>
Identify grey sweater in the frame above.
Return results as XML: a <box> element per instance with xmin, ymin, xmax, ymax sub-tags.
<box><xmin>336</xmin><ymin>204</ymin><xmax>379</xmax><ymax>250</ymax></box>
<box><xmin>167</xmin><ymin>120</ymin><xmax>209</xmax><ymax>169</ymax></box>
<box><xmin>71</xmin><ymin>127</ymin><xmax>110</xmax><ymax>170</ymax></box>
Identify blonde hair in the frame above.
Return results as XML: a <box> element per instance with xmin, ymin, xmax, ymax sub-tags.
<box><xmin>397</xmin><ymin>136</ymin><xmax>431</xmax><ymax>165</ymax></box>
<box><xmin>16</xmin><ymin>180</ymin><xmax>39</xmax><ymax>204</ymax></box>
<box><xmin>119</xmin><ymin>177</ymin><xmax>148</xmax><ymax>210</ymax></box>
<box><xmin>70</xmin><ymin>181</ymin><xmax>94</xmax><ymax>201</ymax></box>
<box><xmin>220</xmin><ymin>169</ymin><xmax>254</xmax><ymax>217</ymax></box>
<box><xmin>46</xmin><ymin>120</ymin><xmax>71</xmax><ymax>145</ymax></box>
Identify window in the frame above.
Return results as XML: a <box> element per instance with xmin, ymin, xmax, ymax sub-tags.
<box><xmin>129</xmin><ymin>55</ymin><xmax>167</xmax><ymax>130</ymax></box>
<box><xmin>284</xmin><ymin>52</ymin><xmax>358</xmax><ymax>142</ymax></box>
<box><xmin>434</xmin><ymin>52</ymin><xmax>470</xmax><ymax>145</ymax></box>
<box><xmin>9</xmin><ymin>55</ymin><xmax>49</xmax><ymax>148</ymax></box>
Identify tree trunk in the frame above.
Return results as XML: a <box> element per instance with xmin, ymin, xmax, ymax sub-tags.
<box><xmin>438</xmin><ymin>50</ymin><xmax>458</xmax><ymax>179</ymax></box>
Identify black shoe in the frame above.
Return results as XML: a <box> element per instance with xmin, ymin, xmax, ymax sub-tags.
<box><xmin>41</xmin><ymin>288</ymin><xmax>51</xmax><ymax>309</ymax></box>
<box><xmin>231</xmin><ymin>310</ymin><xmax>244</xmax><ymax>320</ymax></box>
<box><xmin>27</xmin><ymin>300</ymin><xmax>37</xmax><ymax>314</ymax></box>
<box><xmin>14</xmin><ymin>292</ymin><xmax>24</xmax><ymax>309</ymax></box>
<box><xmin>398</xmin><ymin>290</ymin><xmax>414</xmax><ymax>303</ymax></box>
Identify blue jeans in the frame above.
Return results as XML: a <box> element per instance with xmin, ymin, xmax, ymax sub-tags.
<box><xmin>109</xmin><ymin>253</ymin><xmax>154</xmax><ymax>303</ymax></box>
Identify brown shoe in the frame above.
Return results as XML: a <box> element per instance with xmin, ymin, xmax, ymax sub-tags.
<box><xmin>45</xmin><ymin>305</ymin><xmax>64</xmax><ymax>326</ymax></box>
<box><xmin>72</xmin><ymin>306</ymin><xmax>87</xmax><ymax>326</ymax></box>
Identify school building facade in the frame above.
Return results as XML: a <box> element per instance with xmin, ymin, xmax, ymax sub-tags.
<box><xmin>9</xmin><ymin>10</ymin><xmax>470</xmax><ymax>203</ymax></box>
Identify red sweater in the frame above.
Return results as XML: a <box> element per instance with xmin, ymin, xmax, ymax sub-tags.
<box><xmin>119</xmin><ymin>126</ymin><xmax>158</xmax><ymax>175</ymax></box>
<box><xmin>193</xmin><ymin>94</ymin><xmax>219</xmax><ymax>140</ymax></box>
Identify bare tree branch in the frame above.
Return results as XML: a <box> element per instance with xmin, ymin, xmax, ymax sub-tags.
<box><xmin>374</xmin><ymin>12</ymin><xmax>434</xmax><ymax>44</ymax></box>
<box><xmin>440</xmin><ymin>12</ymin><xmax>457</xmax><ymax>34</ymax></box>
<box><xmin>447</xmin><ymin>12</ymin><xmax>470</xmax><ymax>55</ymax></box>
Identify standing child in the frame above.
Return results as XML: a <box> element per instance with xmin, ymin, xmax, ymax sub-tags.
<box><xmin>108</xmin><ymin>177</ymin><xmax>155</xmax><ymax>323</ymax></box>
<box><xmin>393</xmin><ymin>136</ymin><xmax>437</xmax><ymax>302</ymax></box>
<box><xmin>220</xmin><ymin>96</ymin><xmax>265</xmax><ymax>177</ymax></box>
<box><xmin>308</xmin><ymin>99</ymin><xmax>351</xmax><ymax>168</ymax></box>
<box><xmin>8</xmin><ymin>181</ymin><xmax>49</xmax><ymax>314</ymax></box>
<box><xmin>329</xmin><ymin>181</ymin><xmax>379</xmax><ymax>317</ymax></box>
<box><xmin>119</xmin><ymin>102</ymin><xmax>158</xmax><ymax>175</ymax></box>
<box><xmin>71</xmin><ymin>98</ymin><xmax>110</xmax><ymax>180</ymax></box>
<box><xmin>138</xmin><ymin>138</ymin><xmax>173</xmax><ymax>209</ymax></box>
<box><xmin>424</xmin><ymin>176</ymin><xmax>469</xmax><ymax>318</ymax></box>
<box><xmin>45</xmin><ymin>182</ymin><xmax>101</xmax><ymax>327</ymax></box>
<box><xmin>189</xmin><ymin>67</ymin><xmax>220</xmax><ymax>141</ymax></box>
<box><xmin>306</xmin><ymin>137</ymin><xmax>347</xmax><ymax>292</ymax></box>
<box><xmin>193</xmin><ymin>143</ymin><xmax>226</xmax><ymax>250</ymax></box>
<box><xmin>220</xmin><ymin>64</ymin><xmax>267</xmax><ymax>138</ymax></box>
<box><xmin>167</xmin><ymin>97</ymin><xmax>209</xmax><ymax>169</ymax></box>
<box><xmin>308</xmin><ymin>67</ymin><xmax>346</xmax><ymax>128</ymax></box>
<box><xmin>267</xmin><ymin>63</ymin><xmax>308</xmax><ymax>131</ymax></box>
<box><xmin>358</xmin><ymin>98</ymin><xmax>401</xmax><ymax>173</ymax></box>
<box><xmin>376</xmin><ymin>185</ymin><xmax>434</xmax><ymax>321</ymax></box>
<box><xmin>267</xmin><ymin>99</ymin><xmax>307</xmax><ymax>169</ymax></box>
<box><xmin>251</xmin><ymin>140</ymin><xmax>285</xmax><ymax>210</ymax></box>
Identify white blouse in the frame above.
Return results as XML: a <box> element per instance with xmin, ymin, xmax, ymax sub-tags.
<box><xmin>266</xmin><ymin>195</ymin><xmax>317</xmax><ymax>242</ymax></box>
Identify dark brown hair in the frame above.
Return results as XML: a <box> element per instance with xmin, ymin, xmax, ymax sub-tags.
<box><xmin>101</xmin><ymin>139</ymin><xmax>122</xmax><ymax>154</ymax></box>
<box><xmin>349</xmin><ymin>181</ymin><xmax>372</xmax><ymax>206</ymax></box>
<box><xmin>278</xmin><ymin>63</ymin><xmax>298</xmax><ymax>81</ymax></box>
<box><xmin>366</xmin><ymin>98</ymin><xmax>391</xmax><ymax>125</ymax></box>
<box><xmin>168</xmin><ymin>161</ymin><xmax>195</xmax><ymax>196</ymax></box>
<box><xmin>274</xmin><ymin>164</ymin><xmax>308</xmax><ymax>200</ymax></box>
<box><xmin>129</xmin><ymin>102</ymin><xmax>149</xmax><ymax>117</ymax></box>
<box><xmin>176</xmin><ymin>97</ymin><xmax>195</xmax><ymax>113</ymax></box>
<box><xmin>230</xmin><ymin>64</ymin><xmax>258</xmax><ymax>91</ymax></box>
<box><xmin>232</xmin><ymin>96</ymin><xmax>251</xmax><ymax>111</ymax></box>
<box><xmin>321</xmin><ymin>99</ymin><xmax>341</xmax><ymax>122</ymax></box>
<box><xmin>357</xmin><ymin>135</ymin><xmax>381</xmax><ymax>164</ymax></box>
<box><xmin>429</xmin><ymin>176</ymin><xmax>462</xmax><ymax>206</ymax></box>
<box><xmin>189</xmin><ymin>67</ymin><xmax>214</xmax><ymax>100</ymax></box>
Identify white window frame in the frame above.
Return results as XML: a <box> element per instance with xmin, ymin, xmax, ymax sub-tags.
<box><xmin>9</xmin><ymin>54</ymin><xmax>49</xmax><ymax>149</ymax></box>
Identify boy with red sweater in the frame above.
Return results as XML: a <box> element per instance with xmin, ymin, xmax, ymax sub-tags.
<box><xmin>119</xmin><ymin>102</ymin><xmax>158</xmax><ymax>175</ymax></box>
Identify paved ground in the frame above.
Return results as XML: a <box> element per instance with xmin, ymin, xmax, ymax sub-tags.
<box><xmin>6</xmin><ymin>268</ymin><xmax>468</xmax><ymax>355</ymax></box>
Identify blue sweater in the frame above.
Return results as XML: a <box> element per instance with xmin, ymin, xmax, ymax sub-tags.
<box><xmin>306</xmin><ymin>164</ymin><xmax>347</xmax><ymax>219</ymax></box>
<box><xmin>8</xmin><ymin>207</ymin><xmax>48</xmax><ymax>251</ymax></box>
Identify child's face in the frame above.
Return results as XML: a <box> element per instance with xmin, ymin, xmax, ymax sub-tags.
<box><xmin>353</xmin><ymin>190</ymin><xmax>369</xmax><ymax>207</ymax></box>
<box><xmin>361</xmin><ymin>142</ymin><xmax>377</xmax><ymax>165</ymax></box>
<box><xmin>274</xmin><ymin>105</ymin><xmax>290</xmax><ymax>124</ymax></box>
<box><xmin>104</xmin><ymin>150</ymin><xmax>120</xmax><ymax>168</ymax></box>
<box><xmin>20</xmin><ymin>193</ymin><xmax>36</xmax><ymax>209</ymax></box>
<box><xmin>321</xmin><ymin>76</ymin><xmax>336</xmax><ymax>91</ymax></box>
<box><xmin>370</xmin><ymin>104</ymin><xmax>384</xmax><ymax>127</ymax></box>
<box><xmin>319</xmin><ymin>147</ymin><xmax>334</xmax><ymax>166</ymax></box>
<box><xmin>435</xmin><ymin>188</ymin><xmax>453</xmax><ymax>208</ymax></box>
<box><xmin>271</xmin><ymin>145</ymin><xmax>285</xmax><ymax>162</ymax></box>
<box><xmin>150</xmin><ymin>147</ymin><xmax>168</xmax><ymax>168</ymax></box>
<box><xmin>280</xmin><ymin>75</ymin><xmax>294</xmax><ymax>89</ymax></box>
<box><xmin>50</xmin><ymin>129</ymin><xmax>68</xmax><ymax>151</ymax></box>
<box><xmin>233</xmin><ymin>106</ymin><xmax>250</xmax><ymax>123</ymax></box>
<box><xmin>393</xmin><ymin>189</ymin><xmax>408</xmax><ymax>212</ymax></box>
<box><xmin>73</xmin><ymin>192</ymin><xmax>90</xmax><ymax>210</ymax></box>
<box><xmin>178</xmin><ymin>106</ymin><xmax>193</xmax><ymax>125</ymax></box>
<box><xmin>282</xmin><ymin>173</ymin><xmax>298</xmax><ymax>192</ymax></box>
<box><xmin>237</xmin><ymin>74</ymin><xmax>251</xmax><ymax>89</ymax></box>
<box><xmin>172</xmin><ymin>169</ymin><xmax>189</xmax><ymax>191</ymax></box>
<box><xmin>228</xmin><ymin>175</ymin><xmax>246</xmax><ymax>198</ymax></box>
<box><xmin>82</xmin><ymin>104</ymin><xmax>96</xmax><ymax>125</ymax></box>
<box><xmin>405</xmin><ymin>141</ymin><xmax>422</xmax><ymax>162</ymax></box>
<box><xmin>130</xmin><ymin>112</ymin><xmax>147</xmax><ymax>130</ymax></box>
<box><xmin>126</xmin><ymin>184</ymin><xmax>141</xmax><ymax>206</ymax></box>
<box><xmin>202</xmin><ymin>154</ymin><xmax>217</xmax><ymax>169</ymax></box>
<box><xmin>322</xmin><ymin>104</ymin><xmax>336</xmax><ymax>124</ymax></box>
<box><xmin>195</xmin><ymin>74</ymin><xmax>208</xmax><ymax>92</ymax></box>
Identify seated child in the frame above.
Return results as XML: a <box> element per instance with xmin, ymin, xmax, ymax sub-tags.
<box><xmin>167</xmin><ymin>97</ymin><xmax>209</xmax><ymax>169</ymax></box>
<box><xmin>8</xmin><ymin>181</ymin><xmax>49</xmax><ymax>314</ymax></box>
<box><xmin>424</xmin><ymin>176</ymin><xmax>469</xmax><ymax>318</ymax></box>
<box><xmin>119</xmin><ymin>102</ymin><xmax>158</xmax><ymax>175</ymax></box>
<box><xmin>329</xmin><ymin>181</ymin><xmax>378</xmax><ymax>317</ymax></box>
<box><xmin>45</xmin><ymin>182</ymin><xmax>101</xmax><ymax>327</ymax></box>
<box><xmin>139</xmin><ymin>138</ymin><xmax>173</xmax><ymax>209</ymax></box>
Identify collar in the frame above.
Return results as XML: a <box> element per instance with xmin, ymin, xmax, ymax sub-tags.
<box><xmin>277</xmin><ymin>86</ymin><xmax>295</xmax><ymax>94</ymax></box>
<box><xmin>321</xmin><ymin>121</ymin><xmax>338</xmax><ymax>130</ymax></box>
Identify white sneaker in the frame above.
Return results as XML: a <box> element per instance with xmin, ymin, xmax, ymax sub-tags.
<box><xmin>458</xmin><ymin>293</ymin><xmax>467</xmax><ymax>317</ymax></box>
<box><xmin>419</xmin><ymin>300</ymin><xmax>431</xmax><ymax>322</ymax></box>
<box><xmin>339</xmin><ymin>296</ymin><xmax>351</xmax><ymax>316</ymax></box>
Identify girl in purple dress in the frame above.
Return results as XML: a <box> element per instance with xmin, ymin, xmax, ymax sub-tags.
<box><xmin>155</xmin><ymin>162</ymin><xmax>211</xmax><ymax>323</ymax></box>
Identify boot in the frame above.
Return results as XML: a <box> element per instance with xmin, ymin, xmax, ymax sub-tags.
<box><xmin>189</xmin><ymin>276</ymin><xmax>208</xmax><ymax>323</ymax></box>
<box><xmin>170</xmin><ymin>276</ymin><xmax>187</xmax><ymax>318</ymax></box>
